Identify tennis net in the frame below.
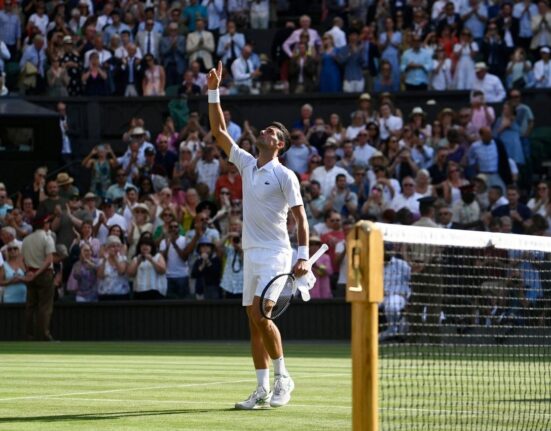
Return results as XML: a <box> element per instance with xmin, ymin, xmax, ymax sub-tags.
<box><xmin>377</xmin><ymin>223</ymin><xmax>551</xmax><ymax>431</ymax></box>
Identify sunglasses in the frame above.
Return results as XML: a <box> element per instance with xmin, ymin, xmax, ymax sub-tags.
<box><xmin>7</xmin><ymin>247</ymin><xmax>19</xmax><ymax>251</ymax></box>
<box><xmin>220</xmin><ymin>191</ymin><xmax>231</xmax><ymax>195</ymax></box>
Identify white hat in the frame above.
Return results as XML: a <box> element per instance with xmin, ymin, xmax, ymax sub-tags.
<box><xmin>540</xmin><ymin>46</ymin><xmax>550</xmax><ymax>54</ymax></box>
<box><xmin>410</xmin><ymin>106</ymin><xmax>426</xmax><ymax>117</ymax></box>
<box><xmin>475</xmin><ymin>62</ymin><xmax>487</xmax><ymax>71</ymax></box>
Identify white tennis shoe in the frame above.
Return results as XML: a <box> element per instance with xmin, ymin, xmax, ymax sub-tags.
<box><xmin>234</xmin><ymin>386</ymin><xmax>272</xmax><ymax>410</ymax></box>
<box><xmin>270</xmin><ymin>375</ymin><xmax>295</xmax><ymax>407</ymax></box>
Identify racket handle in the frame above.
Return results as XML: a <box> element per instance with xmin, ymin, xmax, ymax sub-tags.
<box><xmin>306</xmin><ymin>243</ymin><xmax>329</xmax><ymax>266</ymax></box>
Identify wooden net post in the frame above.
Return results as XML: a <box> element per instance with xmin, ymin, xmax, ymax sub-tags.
<box><xmin>346</xmin><ymin>221</ymin><xmax>384</xmax><ymax>431</ymax></box>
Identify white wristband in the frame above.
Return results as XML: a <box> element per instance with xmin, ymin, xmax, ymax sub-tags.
<box><xmin>297</xmin><ymin>246</ymin><xmax>309</xmax><ymax>261</ymax></box>
<box><xmin>208</xmin><ymin>89</ymin><xmax>220</xmax><ymax>104</ymax></box>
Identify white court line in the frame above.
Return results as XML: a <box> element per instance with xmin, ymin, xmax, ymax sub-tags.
<box><xmin>0</xmin><ymin>373</ymin><xmax>348</xmax><ymax>402</ymax></box>
<box><xmin>30</xmin><ymin>397</ymin><xmax>352</xmax><ymax>410</ymax></box>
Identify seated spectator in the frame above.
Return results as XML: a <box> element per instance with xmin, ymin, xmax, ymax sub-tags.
<box><xmin>361</xmin><ymin>183</ymin><xmax>387</xmax><ymax>221</ymax></box>
<box><xmin>178</xmin><ymin>69</ymin><xmax>201</xmax><ymax>96</ymax></box>
<box><xmin>142</xmin><ymin>54</ymin><xmax>166</xmax><ymax>96</ymax></box>
<box><xmin>191</xmin><ymin>239</ymin><xmax>221</xmax><ymax>299</ymax></box>
<box><xmin>390</xmin><ymin>176</ymin><xmax>422</xmax><ymax>217</ymax></box>
<box><xmin>186</xmin><ymin>16</ymin><xmax>215</xmax><ymax>71</ymax></box>
<box><xmin>533</xmin><ymin>46</ymin><xmax>551</xmax><ymax>88</ymax></box>
<box><xmin>492</xmin><ymin>184</ymin><xmax>532</xmax><ymax>233</ymax></box>
<box><xmin>128</xmin><ymin>234</ymin><xmax>167</xmax><ymax>299</ymax></box>
<box><xmin>324</xmin><ymin>173</ymin><xmax>359</xmax><ymax>217</ymax></box>
<box><xmin>378</xmin><ymin>103</ymin><xmax>403</xmax><ymax>141</ymax></box>
<box><xmin>231</xmin><ymin>43</ymin><xmax>261</xmax><ymax>95</ymax></box>
<box><xmin>527</xmin><ymin>181</ymin><xmax>550</xmax><ymax>216</ymax></box>
<box><xmin>319</xmin><ymin>33</ymin><xmax>342</xmax><ymax>93</ymax></box>
<box><xmin>473</xmin><ymin>62</ymin><xmax>506</xmax><ymax>103</ymax></box>
<box><xmin>0</xmin><ymin>241</ymin><xmax>26</xmax><ymax>303</ymax></box>
<box><xmin>309</xmin><ymin>236</ymin><xmax>333</xmax><ymax>299</ymax></box>
<box><xmin>442</xmin><ymin>161</ymin><xmax>469</xmax><ymax>205</ymax></box>
<box><xmin>452</xmin><ymin>183</ymin><xmax>483</xmax><ymax>229</ymax></box>
<box><xmin>311</xmin><ymin>149</ymin><xmax>354</xmax><ymax>197</ymax></box>
<box><xmin>97</xmin><ymin>198</ymin><xmax>128</xmax><ymax>244</ymax></box>
<box><xmin>67</xmin><ymin>243</ymin><xmax>98</xmax><ymax>302</ymax></box>
<box><xmin>346</xmin><ymin>110</ymin><xmax>367</xmax><ymax>141</ymax></box>
<box><xmin>69</xmin><ymin>220</ymin><xmax>101</xmax><ymax>260</ymax></box>
<box><xmin>97</xmin><ymin>235</ymin><xmax>130</xmax><ymax>300</ymax></box>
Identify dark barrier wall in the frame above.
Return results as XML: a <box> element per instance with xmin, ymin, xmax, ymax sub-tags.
<box><xmin>0</xmin><ymin>300</ymin><xmax>350</xmax><ymax>341</ymax></box>
<box><xmin>27</xmin><ymin>89</ymin><xmax>551</xmax><ymax>158</ymax></box>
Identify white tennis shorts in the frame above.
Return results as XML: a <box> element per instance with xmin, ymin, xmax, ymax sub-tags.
<box><xmin>242</xmin><ymin>247</ymin><xmax>292</xmax><ymax>307</ymax></box>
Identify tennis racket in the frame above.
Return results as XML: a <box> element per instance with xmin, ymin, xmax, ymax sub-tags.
<box><xmin>259</xmin><ymin>244</ymin><xmax>329</xmax><ymax>320</ymax></box>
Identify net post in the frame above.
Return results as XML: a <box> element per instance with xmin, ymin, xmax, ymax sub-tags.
<box><xmin>346</xmin><ymin>221</ymin><xmax>384</xmax><ymax>431</ymax></box>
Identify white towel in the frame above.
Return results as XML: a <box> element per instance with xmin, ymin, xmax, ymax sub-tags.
<box><xmin>296</xmin><ymin>270</ymin><xmax>316</xmax><ymax>302</ymax></box>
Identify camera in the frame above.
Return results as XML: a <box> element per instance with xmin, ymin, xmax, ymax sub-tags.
<box><xmin>232</xmin><ymin>236</ymin><xmax>241</xmax><ymax>244</ymax></box>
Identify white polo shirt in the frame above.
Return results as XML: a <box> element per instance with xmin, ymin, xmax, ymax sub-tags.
<box><xmin>229</xmin><ymin>144</ymin><xmax>303</xmax><ymax>252</ymax></box>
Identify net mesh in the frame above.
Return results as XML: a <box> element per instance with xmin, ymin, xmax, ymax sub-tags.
<box><xmin>377</xmin><ymin>223</ymin><xmax>551</xmax><ymax>431</ymax></box>
<box><xmin>261</xmin><ymin>274</ymin><xmax>295</xmax><ymax>320</ymax></box>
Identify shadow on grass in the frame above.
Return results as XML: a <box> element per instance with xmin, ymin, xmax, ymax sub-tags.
<box><xmin>0</xmin><ymin>408</ymin><xmax>239</xmax><ymax>423</ymax></box>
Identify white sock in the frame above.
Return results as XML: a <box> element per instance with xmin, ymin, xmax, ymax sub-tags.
<box><xmin>256</xmin><ymin>369</ymin><xmax>270</xmax><ymax>390</ymax></box>
<box><xmin>273</xmin><ymin>356</ymin><xmax>288</xmax><ymax>377</ymax></box>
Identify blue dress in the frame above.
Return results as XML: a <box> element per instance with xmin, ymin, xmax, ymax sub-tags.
<box><xmin>494</xmin><ymin>118</ymin><xmax>525</xmax><ymax>165</ymax></box>
<box><xmin>379</xmin><ymin>32</ymin><xmax>402</xmax><ymax>85</ymax></box>
<box><xmin>2</xmin><ymin>262</ymin><xmax>26</xmax><ymax>303</ymax></box>
<box><xmin>319</xmin><ymin>49</ymin><xmax>342</xmax><ymax>93</ymax></box>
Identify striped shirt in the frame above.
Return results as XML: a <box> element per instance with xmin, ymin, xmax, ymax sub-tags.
<box><xmin>468</xmin><ymin>140</ymin><xmax>499</xmax><ymax>173</ymax></box>
<box><xmin>133</xmin><ymin>254</ymin><xmax>167</xmax><ymax>296</ymax></box>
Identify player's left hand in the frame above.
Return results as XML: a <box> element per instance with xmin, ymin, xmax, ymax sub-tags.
<box><xmin>292</xmin><ymin>259</ymin><xmax>309</xmax><ymax>278</ymax></box>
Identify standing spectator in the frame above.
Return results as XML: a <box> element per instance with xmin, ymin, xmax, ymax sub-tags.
<box><xmin>288</xmin><ymin>42</ymin><xmax>318</xmax><ymax>93</ymax></box>
<box><xmin>127</xmin><ymin>203</ymin><xmax>154</xmax><ymax>259</ymax></box>
<box><xmin>82</xmin><ymin>52</ymin><xmax>109</xmax><ymax>96</ymax></box>
<box><xmin>22</xmin><ymin>215</ymin><xmax>56</xmax><ymax>341</ymax></box>
<box><xmin>401</xmin><ymin>34</ymin><xmax>433</xmax><ymax>90</ymax></box>
<box><xmin>128</xmin><ymin>234</ymin><xmax>167</xmax><ymax>299</ymax></box>
<box><xmin>231</xmin><ymin>43</ymin><xmax>261</xmax><ymax>94</ymax></box>
<box><xmin>97</xmin><ymin>198</ymin><xmax>128</xmax><ymax>244</ymax></box>
<box><xmin>374</xmin><ymin>59</ymin><xmax>400</xmax><ymax>92</ymax></box>
<box><xmin>82</xmin><ymin>144</ymin><xmax>118</xmax><ymax>198</ymax></box>
<box><xmin>0</xmin><ymin>0</ymin><xmax>21</xmax><ymax>59</ymax></box>
<box><xmin>353</xmin><ymin>129</ymin><xmax>377</xmax><ymax>167</ymax></box>
<box><xmin>183</xmin><ymin>0</ymin><xmax>208</xmax><ymax>33</ymax></box>
<box><xmin>118</xmin><ymin>43</ymin><xmax>144</xmax><ymax>96</ymax></box>
<box><xmin>103</xmin><ymin>10</ymin><xmax>131</xmax><ymax>46</ymax></box>
<box><xmin>202</xmin><ymin>0</ymin><xmax>226</xmax><ymax>37</ymax></box>
<box><xmin>473</xmin><ymin>62</ymin><xmax>506</xmax><ymax>103</ymax></box>
<box><xmin>218</xmin><ymin>217</ymin><xmax>244</xmax><ymax>298</ymax></box>
<box><xmin>324</xmin><ymin>173</ymin><xmax>359</xmax><ymax>217</ymax></box>
<box><xmin>506</xmin><ymin>48</ymin><xmax>533</xmax><ymax>89</ymax></box>
<box><xmin>137</xmin><ymin>19</ymin><xmax>162</xmax><ymax>61</ymax></box>
<box><xmin>160</xmin><ymin>218</ymin><xmax>199</xmax><ymax>298</ymax></box>
<box><xmin>533</xmin><ymin>46</ymin><xmax>551</xmax><ymax>87</ymax></box>
<box><xmin>83</xmin><ymin>35</ymin><xmax>113</xmax><ymax>69</ymax></box>
<box><xmin>160</xmin><ymin>23</ymin><xmax>187</xmax><ymax>87</ymax></box>
<box><xmin>191</xmin><ymin>239</ymin><xmax>222</xmax><ymax>299</ymax></box>
<box><xmin>468</xmin><ymin>127</ymin><xmax>511</xmax><ymax>192</ymax></box>
<box><xmin>186</xmin><ymin>17</ymin><xmax>215</xmax><ymax>71</ymax></box>
<box><xmin>29</xmin><ymin>1</ymin><xmax>49</xmax><ymax>37</ymax></box>
<box><xmin>530</xmin><ymin>0</ymin><xmax>551</xmax><ymax>51</ymax></box>
<box><xmin>46</xmin><ymin>57</ymin><xmax>69</xmax><ymax>97</ymax></box>
<box><xmin>527</xmin><ymin>181</ymin><xmax>550</xmax><ymax>216</ymax></box>
<box><xmin>97</xmin><ymin>235</ymin><xmax>130</xmax><ymax>300</ymax></box>
<box><xmin>508</xmin><ymin>89</ymin><xmax>534</xmax><ymax>161</ymax></box>
<box><xmin>319</xmin><ymin>34</ymin><xmax>342</xmax><ymax>93</ymax></box>
<box><xmin>282</xmin><ymin>129</ymin><xmax>315</xmax><ymax>175</ymax></box>
<box><xmin>0</xmin><ymin>242</ymin><xmax>26</xmax><ymax>303</ymax></box>
<box><xmin>217</xmin><ymin>20</ymin><xmax>245</xmax><ymax>68</ymax></box>
<box><xmin>178</xmin><ymin>70</ymin><xmax>202</xmax><ymax>95</ymax></box>
<box><xmin>19</xmin><ymin>35</ymin><xmax>47</xmax><ymax>95</ymax></box>
<box><xmin>67</xmin><ymin>244</ymin><xmax>98</xmax><ymax>302</ymax></box>
<box><xmin>451</xmin><ymin>183</ymin><xmax>482</xmax><ymax>228</ymax></box>
<box><xmin>452</xmin><ymin>29</ymin><xmax>478</xmax><ymax>90</ymax></box>
<box><xmin>378</xmin><ymin>17</ymin><xmax>402</xmax><ymax>88</ymax></box>
<box><xmin>430</xmin><ymin>47</ymin><xmax>453</xmax><ymax>90</ymax></box>
<box><xmin>282</xmin><ymin>15</ymin><xmax>322</xmax><ymax>59</ymax></box>
<box><xmin>142</xmin><ymin>54</ymin><xmax>166</xmax><ymax>96</ymax></box>
<box><xmin>250</xmin><ymin>0</ymin><xmax>270</xmax><ymax>29</ymax></box>
<box><xmin>460</xmin><ymin>0</ymin><xmax>488</xmax><ymax>43</ymax></box>
<box><xmin>470</xmin><ymin>90</ymin><xmax>495</xmax><ymax>132</ymax></box>
<box><xmin>155</xmin><ymin>134</ymin><xmax>178</xmax><ymax>178</ymax></box>
<box><xmin>514</xmin><ymin>0</ymin><xmax>539</xmax><ymax>50</ymax></box>
<box><xmin>360</xmin><ymin>25</ymin><xmax>381</xmax><ymax>91</ymax></box>
<box><xmin>378</xmin><ymin>102</ymin><xmax>404</xmax><ymax>141</ymax></box>
<box><xmin>337</xmin><ymin>30</ymin><xmax>366</xmax><ymax>93</ymax></box>
<box><xmin>493</xmin><ymin>101</ymin><xmax>525</xmax><ymax>169</ymax></box>
<box><xmin>479</xmin><ymin>21</ymin><xmax>508</xmax><ymax>78</ymax></box>
<box><xmin>309</xmin><ymin>236</ymin><xmax>333</xmax><ymax>299</ymax></box>
<box><xmin>194</xmin><ymin>145</ymin><xmax>220</xmax><ymax>195</ymax></box>
<box><xmin>327</xmin><ymin>16</ymin><xmax>347</xmax><ymax>48</ymax></box>
<box><xmin>60</xmin><ymin>36</ymin><xmax>82</xmax><ymax>96</ymax></box>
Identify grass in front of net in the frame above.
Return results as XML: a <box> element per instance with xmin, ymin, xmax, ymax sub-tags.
<box><xmin>0</xmin><ymin>342</ymin><xmax>351</xmax><ymax>431</ymax></box>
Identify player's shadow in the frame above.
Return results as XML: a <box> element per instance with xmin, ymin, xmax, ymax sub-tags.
<box><xmin>0</xmin><ymin>408</ymin><xmax>237</xmax><ymax>423</ymax></box>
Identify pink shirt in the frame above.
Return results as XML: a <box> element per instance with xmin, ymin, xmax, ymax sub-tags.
<box><xmin>470</xmin><ymin>106</ymin><xmax>495</xmax><ymax>131</ymax></box>
<box><xmin>310</xmin><ymin>254</ymin><xmax>333</xmax><ymax>299</ymax></box>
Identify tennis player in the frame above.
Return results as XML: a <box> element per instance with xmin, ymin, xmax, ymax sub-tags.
<box><xmin>207</xmin><ymin>61</ymin><xmax>310</xmax><ymax>409</ymax></box>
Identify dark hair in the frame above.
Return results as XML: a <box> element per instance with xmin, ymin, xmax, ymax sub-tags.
<box><xmin>135</xmin><ymin>233</ymin><xmax>156</xmax><ymax>258</ymax></box>
<box><xmin>336</xmin><ymin>173</ymin><xmax>346</xmax><ymax>182</ymax></box>
<box><xmin>269</xmin><ymin>121</ymin><xmax>291</xmax><ymax>153</ymax></box>
<box><xmin>108</xmin><ymin>224</ymin><xmax>127</xmax><ymax>245</ymax></box>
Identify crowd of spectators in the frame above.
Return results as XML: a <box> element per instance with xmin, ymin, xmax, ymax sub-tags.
<box><xmin>3</xmin><ymin>0</ymin><xmax>551</xmax><ymax>96</ymax></box>
<box><xmin>0</xmin><ymin>86</ymin><xmax>547</xmax><ymax>307</ymax></box>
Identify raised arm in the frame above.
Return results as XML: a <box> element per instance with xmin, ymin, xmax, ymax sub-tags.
<box><xmin>207</xmin><ymin>61</ymin><xmax>236</xmax><ymax>157</ymax></box>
